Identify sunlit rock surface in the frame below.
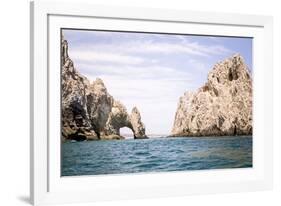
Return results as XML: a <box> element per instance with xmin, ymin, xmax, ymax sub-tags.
<box><xmin>171</xmin><ymin>54</ymin><xmax>252</xmax><ymax>137</ymax></box>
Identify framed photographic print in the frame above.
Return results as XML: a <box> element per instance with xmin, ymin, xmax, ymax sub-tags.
<box><xmin>30</xmin><ymin>0</ymin><xmax>273</xmax><ymax>205</ymax></box>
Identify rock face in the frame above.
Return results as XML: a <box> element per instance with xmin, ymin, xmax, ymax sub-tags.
<box><xmin>61</xmin><ymin>37</ymin><xmax>147</xmax><ymax>141</ymax></box>
<box><xmin>171</xmin><ymin>54</ymin><xmax>252</xmax><ymax>137</ymax></box>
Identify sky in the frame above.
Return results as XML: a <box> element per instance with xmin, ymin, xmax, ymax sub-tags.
<box><xmin>63</xmin><ymin>29</ymin><xmax>252</xmax><ymax>136</ymax></box>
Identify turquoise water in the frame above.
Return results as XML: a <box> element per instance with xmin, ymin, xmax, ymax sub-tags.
<box><xmin>62</xmin><ymin>136</ymin><xmax>252</xmax><ymax>176</ymax></box>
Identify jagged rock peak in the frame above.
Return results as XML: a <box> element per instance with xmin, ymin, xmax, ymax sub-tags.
<box><xmin>61</xmin><ymin>35</ymin><xmax>69</xmax><ymax>65</ymax></box>
<box><xmin>171</xmin><ymin>54</ymin><xmax>252</xmax><ymax>137</ymax></box>
<box><xmin>94</xmin><ymin>77</ymin><xmax>105</xmax><ymax>85</ymax></box>
<box><xmin>132</xmin><ymin>107</ymin><xmax>141</xmax><ymax>116</ymax></box>
<box><xmin>90</xmin><ymin>78</ymin><xmax>108</xmax><ymax>94</ymax></box>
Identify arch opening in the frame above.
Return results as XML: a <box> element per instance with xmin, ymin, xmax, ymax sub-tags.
<box><xmin>120</xmin><ymin>127</ymin><xmax>134</xmax><ymax>139</ymax></box>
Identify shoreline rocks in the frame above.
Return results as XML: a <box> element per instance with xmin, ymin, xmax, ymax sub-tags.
<box><xmin>171</xmin><ymin>54</ymin><xmax>252</xmax><ymax>137</ymax></box>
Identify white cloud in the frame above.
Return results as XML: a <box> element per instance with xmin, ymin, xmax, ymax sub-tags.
<box><xmin>69</xmin><ymin>50</ymin><xmax>146</xmax><ymax>65</ymax></box>
<box><xmin>77</xmin><ymin>63</ymin><xmax>192</xmax><ymax>81</ymax></box>
<box><xmin>70</xmin><ymin>39</ymin><xmax>233</xmax><ymax>59</ymax></box>
<box><xmin>206</xmin><ymin>36</ymin><xmax>222</xmax><ymax>42</ymax></box>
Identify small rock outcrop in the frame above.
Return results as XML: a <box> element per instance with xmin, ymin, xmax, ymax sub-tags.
<box><xmin>171</xmin><ymin>54</ymin><xmax>252</xmax><ymax>137</ymax></box>
<box><xmin>61</xmin><ymin>37</ymin><xmax>147</xmax><ymax>141</ymax></box>
<box><xmin>130</xmin><ymin>107</ymin><xmax>147</xmax><ymax>139</ymax></box>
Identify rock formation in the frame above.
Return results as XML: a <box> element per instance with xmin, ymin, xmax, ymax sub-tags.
<box><xmin>130</xmin><ymin>107</ymin><xmax>147</xmax><ymax>139</ymax></box>
<box><xmin>61</xmin><ymin>37</ymin><xmax>147</xmax><ymax>141</ymax></box>
<box><xmin>171</xmin><ymin>54</ymin><xmax>252</xmax><ymax>137</ymax></box>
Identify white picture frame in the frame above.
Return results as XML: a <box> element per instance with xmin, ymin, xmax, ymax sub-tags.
<box><xmin>30</xmin><ymin>0</ymin><xmax>273</xmax><ymax>205</ymax></box>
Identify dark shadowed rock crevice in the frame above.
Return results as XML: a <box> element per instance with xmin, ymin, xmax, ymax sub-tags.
<box><xmin>61</xmin><ymin>37</ymin><xmax>147</xmax><ymax>141</ymax></box>
<box><xmin>171</xmin><ymin>54</ymin><xmax>252</xmax><ymax>137</ymax></box>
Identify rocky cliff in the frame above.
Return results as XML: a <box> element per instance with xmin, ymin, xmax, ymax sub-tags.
<box><xmin>61</xmin><ymin>37</ymin><xmax>147</xmax><ymax>141</ymax></box>
<box><xmin>171</xmin><ymin>54</ymin><xmax>252</xmax><ymax>137</ymax></box>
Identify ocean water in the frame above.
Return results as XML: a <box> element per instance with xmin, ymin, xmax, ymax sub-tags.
<box><xmin>62</xmin><ymin>136</ymin><xmax>252</xmax><ymax>176</ymax></box>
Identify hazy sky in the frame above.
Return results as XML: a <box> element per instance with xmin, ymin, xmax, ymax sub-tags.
<box><xmin>63</xmin><ymin>29</ymin><xmax>252</xmax><ymax>135</ymax></box>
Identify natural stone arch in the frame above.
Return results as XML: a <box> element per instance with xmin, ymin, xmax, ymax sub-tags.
<box><xmin>103</xmin><ymin>102</ymin><xmax>147</xmax><ymax>139</ymax></box>
<box><xmin>85</xmin><ymin>79</ymin><xmax>147</xmax><ymax>140</ymax></box>
<box><xmin>102</xmin><ymin>100</ymin><xmax>133</xmax><ymax>137</ymax></box>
